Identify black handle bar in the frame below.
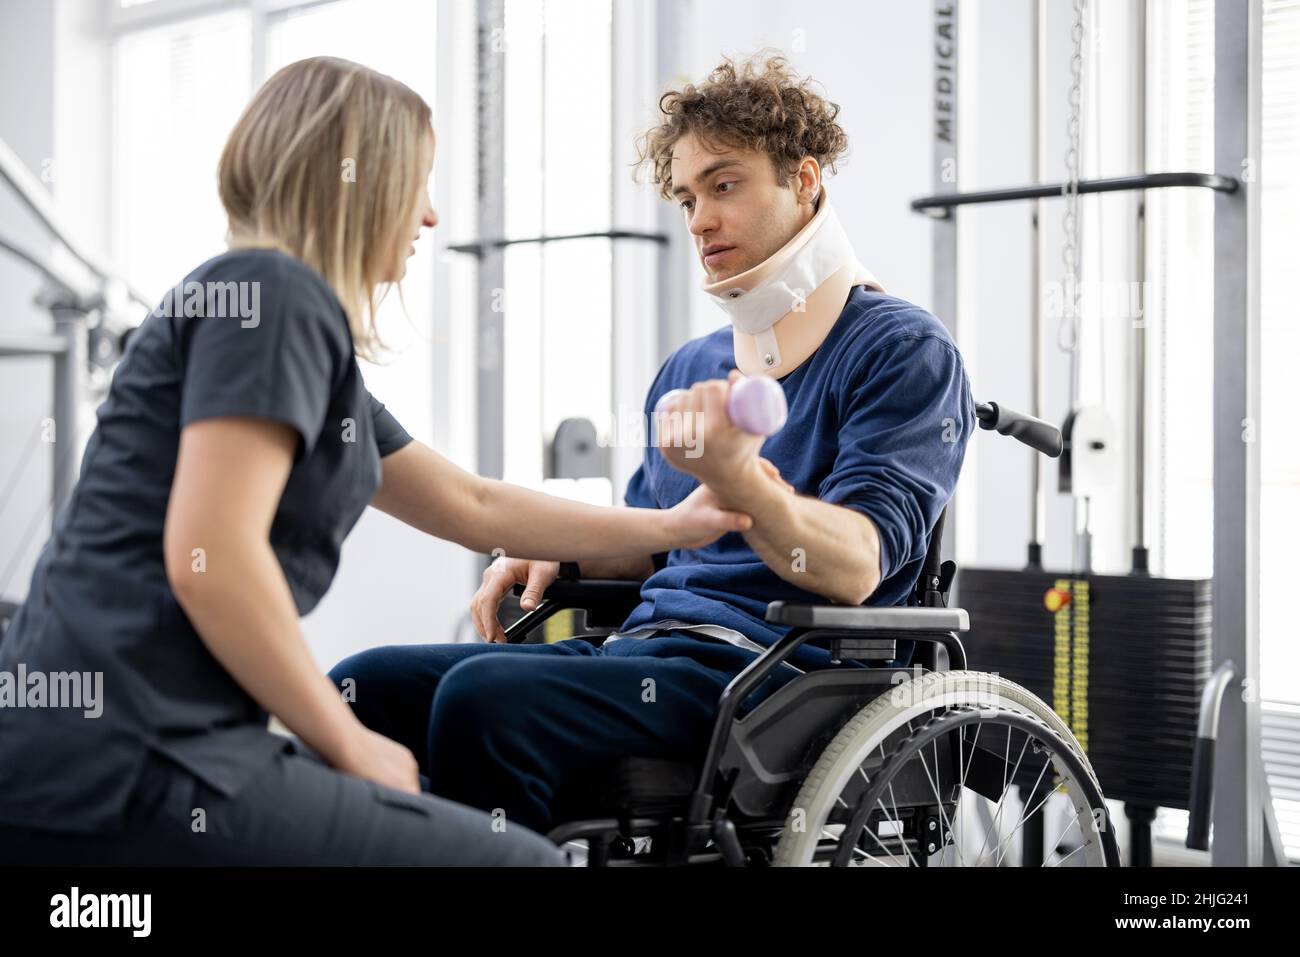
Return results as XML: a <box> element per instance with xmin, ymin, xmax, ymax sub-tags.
<box><xmin>976</xmin><ymin>401</ymin><xmax>1063</xmax><ymax>458</ymax></box>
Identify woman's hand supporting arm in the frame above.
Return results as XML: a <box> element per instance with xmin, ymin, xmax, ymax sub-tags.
<box><xmin>164</xmin><ymin>417</ymin><xmax>419</xmax><ymax>793</ymax></box>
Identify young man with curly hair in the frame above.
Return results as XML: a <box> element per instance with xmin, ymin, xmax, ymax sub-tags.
<box><xmin>330</xmin><ymin>53</ymin><xmax>976</xmax><ymax>837</ymax></box>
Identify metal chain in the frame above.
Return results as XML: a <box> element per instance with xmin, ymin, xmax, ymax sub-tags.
<box><xmin>1060</xmin><ymin>0</ymin><xmax>1086</xmax><ymax>353</ymax></box>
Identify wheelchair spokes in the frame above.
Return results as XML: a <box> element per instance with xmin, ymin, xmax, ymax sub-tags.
<box><xmin>804</xmin><ymin>710</ymin><xmax>1106</xmax><ymax>867</ymax></box>
<box><xmin>774</xmin><ymin>672</ymin><xmax>1119</xmax><ymax>867</ymax></box>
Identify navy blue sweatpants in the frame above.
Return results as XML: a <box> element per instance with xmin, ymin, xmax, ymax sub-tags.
<box><xmin>327</xmin><ymin>633</ymin><xmax>801</xmax><ymax>835</ymax></box>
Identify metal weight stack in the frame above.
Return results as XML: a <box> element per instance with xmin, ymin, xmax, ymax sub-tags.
<box><xmin>959</xmin><ymin>567</ymin><xmax>1213</xmax><ymax>864</ymax></box>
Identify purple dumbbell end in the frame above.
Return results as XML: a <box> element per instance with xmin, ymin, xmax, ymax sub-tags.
<box><xmin>728</xmin><ymin>375</ymin><xmax>788</xmax><ymax>436</ymax></box>
<box><xmin>653</xmin><ymin>379</ymin><xmax>787</xmax><ymax>436</ymax></box>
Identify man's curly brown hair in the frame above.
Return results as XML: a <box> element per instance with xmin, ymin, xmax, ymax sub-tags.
<box><xmin>634</xmin><ymin>52</ymin><xmax>850</xmax><ymax>201</ymax></box>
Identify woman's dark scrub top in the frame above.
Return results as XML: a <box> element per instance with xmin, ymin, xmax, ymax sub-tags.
<box><xmin>0</xmin><ymin>248</ymin><xmax>413</xmax><ymax>833</ymax></box>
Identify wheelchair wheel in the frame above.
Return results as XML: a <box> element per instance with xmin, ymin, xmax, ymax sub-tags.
<box><xmin>772</xmin><ymin>670</ymin><xmax>1120</xmax><ymax>867</ymax></box>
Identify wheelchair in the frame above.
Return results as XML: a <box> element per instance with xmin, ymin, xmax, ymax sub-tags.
<box><xmin>503</xmin><ymin>401</ymin><xmax>1121</xmax><ymax>867</ymax></box>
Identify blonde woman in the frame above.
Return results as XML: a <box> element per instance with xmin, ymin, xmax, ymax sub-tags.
<box><xmin>0</xmin><ymin>57</ymin><xmax>751</xmax><ymax>865</ymax></box>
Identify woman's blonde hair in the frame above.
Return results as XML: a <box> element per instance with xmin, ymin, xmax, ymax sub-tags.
<box><xmin>218</xmin><ymin>56</ymin><xmax>432</xmax><ymax>359</ymax></box>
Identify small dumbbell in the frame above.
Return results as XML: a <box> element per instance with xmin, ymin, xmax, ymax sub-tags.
<box><xmin>654</xmin><ymin>375</ymin><xmax>788</xmax><ymax>437</ymax></box>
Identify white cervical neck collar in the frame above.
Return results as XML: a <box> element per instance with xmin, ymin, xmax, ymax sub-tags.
<box><xmin>701</xmin><ymin>185</ymin><xmax>882</xmax><ymax>376</ymax></box>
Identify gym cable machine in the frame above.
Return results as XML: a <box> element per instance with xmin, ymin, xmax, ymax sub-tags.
<box><xmin>913</xmin><ymin>0</ymin><xmax>1286</xmax><ymax>866</ymax></box>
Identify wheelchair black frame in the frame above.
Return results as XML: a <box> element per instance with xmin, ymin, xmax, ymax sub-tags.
<box><xmin>501</xmin><ymin>506</ymin><xmax>970</xmax><ymax>862</ymax></box>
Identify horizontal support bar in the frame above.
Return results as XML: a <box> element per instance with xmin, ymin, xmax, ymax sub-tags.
<box><xmin>0</xmin><ymin>137</ymin><xmax>153</xmax><ymax>309</ymax></box>
<box><xmin>910</xmin><ymin>171</ymin><xmax>1238</xmax><ymax>216</ymax></box>
<box><xmin>0</xmin><ymin>334</ymin><xmax>68</xmax><ymax>356</ymax></box>
<box><xmin>446</xmin><ymin>229</ymin><xmax>669</xmax><ymax>256</ymax></box>
<box><xmin>0</xmin><ymin>233</ymin><xmax>98</xmax><ymax>308</ymax></box>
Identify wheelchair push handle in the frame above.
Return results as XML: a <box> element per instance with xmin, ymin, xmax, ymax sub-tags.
<box><xmin>655</xmin><ymin>375</ymin><xmax>789</xmax><ymax>437</ymax></box>
<box><xmin>976</xmin><ymin>401</ymin><xmax>1063</xmax><ymax>457</ymax></box>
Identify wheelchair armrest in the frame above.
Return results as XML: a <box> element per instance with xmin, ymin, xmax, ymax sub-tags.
<box><xmin>511</xmin><ymin>579</ymin><xmax>644</xmax><ymax>630</ymax></box>
<box><xmin>764</xmin><ymin>601</ymin><xmax>969</xmax><ymax>633</ymax></box>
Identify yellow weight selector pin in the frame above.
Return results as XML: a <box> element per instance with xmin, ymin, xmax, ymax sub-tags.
<box><xmin>1044</xmin><ymin>587</ymin><xmax>1071</xmax><ymax>613</ymax></box>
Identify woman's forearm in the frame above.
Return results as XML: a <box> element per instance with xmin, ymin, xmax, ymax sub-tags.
<box><xmin>371</xmin><ymin>439</ymin><xmax>744</xmax><ymax>562</ymax></box>
<box><xmin>167</xmin><ymin>540</ymin><xmax>358</xmax><ymax>764</ymax></box>
<box><xmin>373</xmin><ymin>441</ymin><xmax>673</xmax><ymax>559</ymax></box>
<box><xmin>465</xmin><ymin>476</ymin><xmax>676</xmax><ymax>560</ymax></box>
